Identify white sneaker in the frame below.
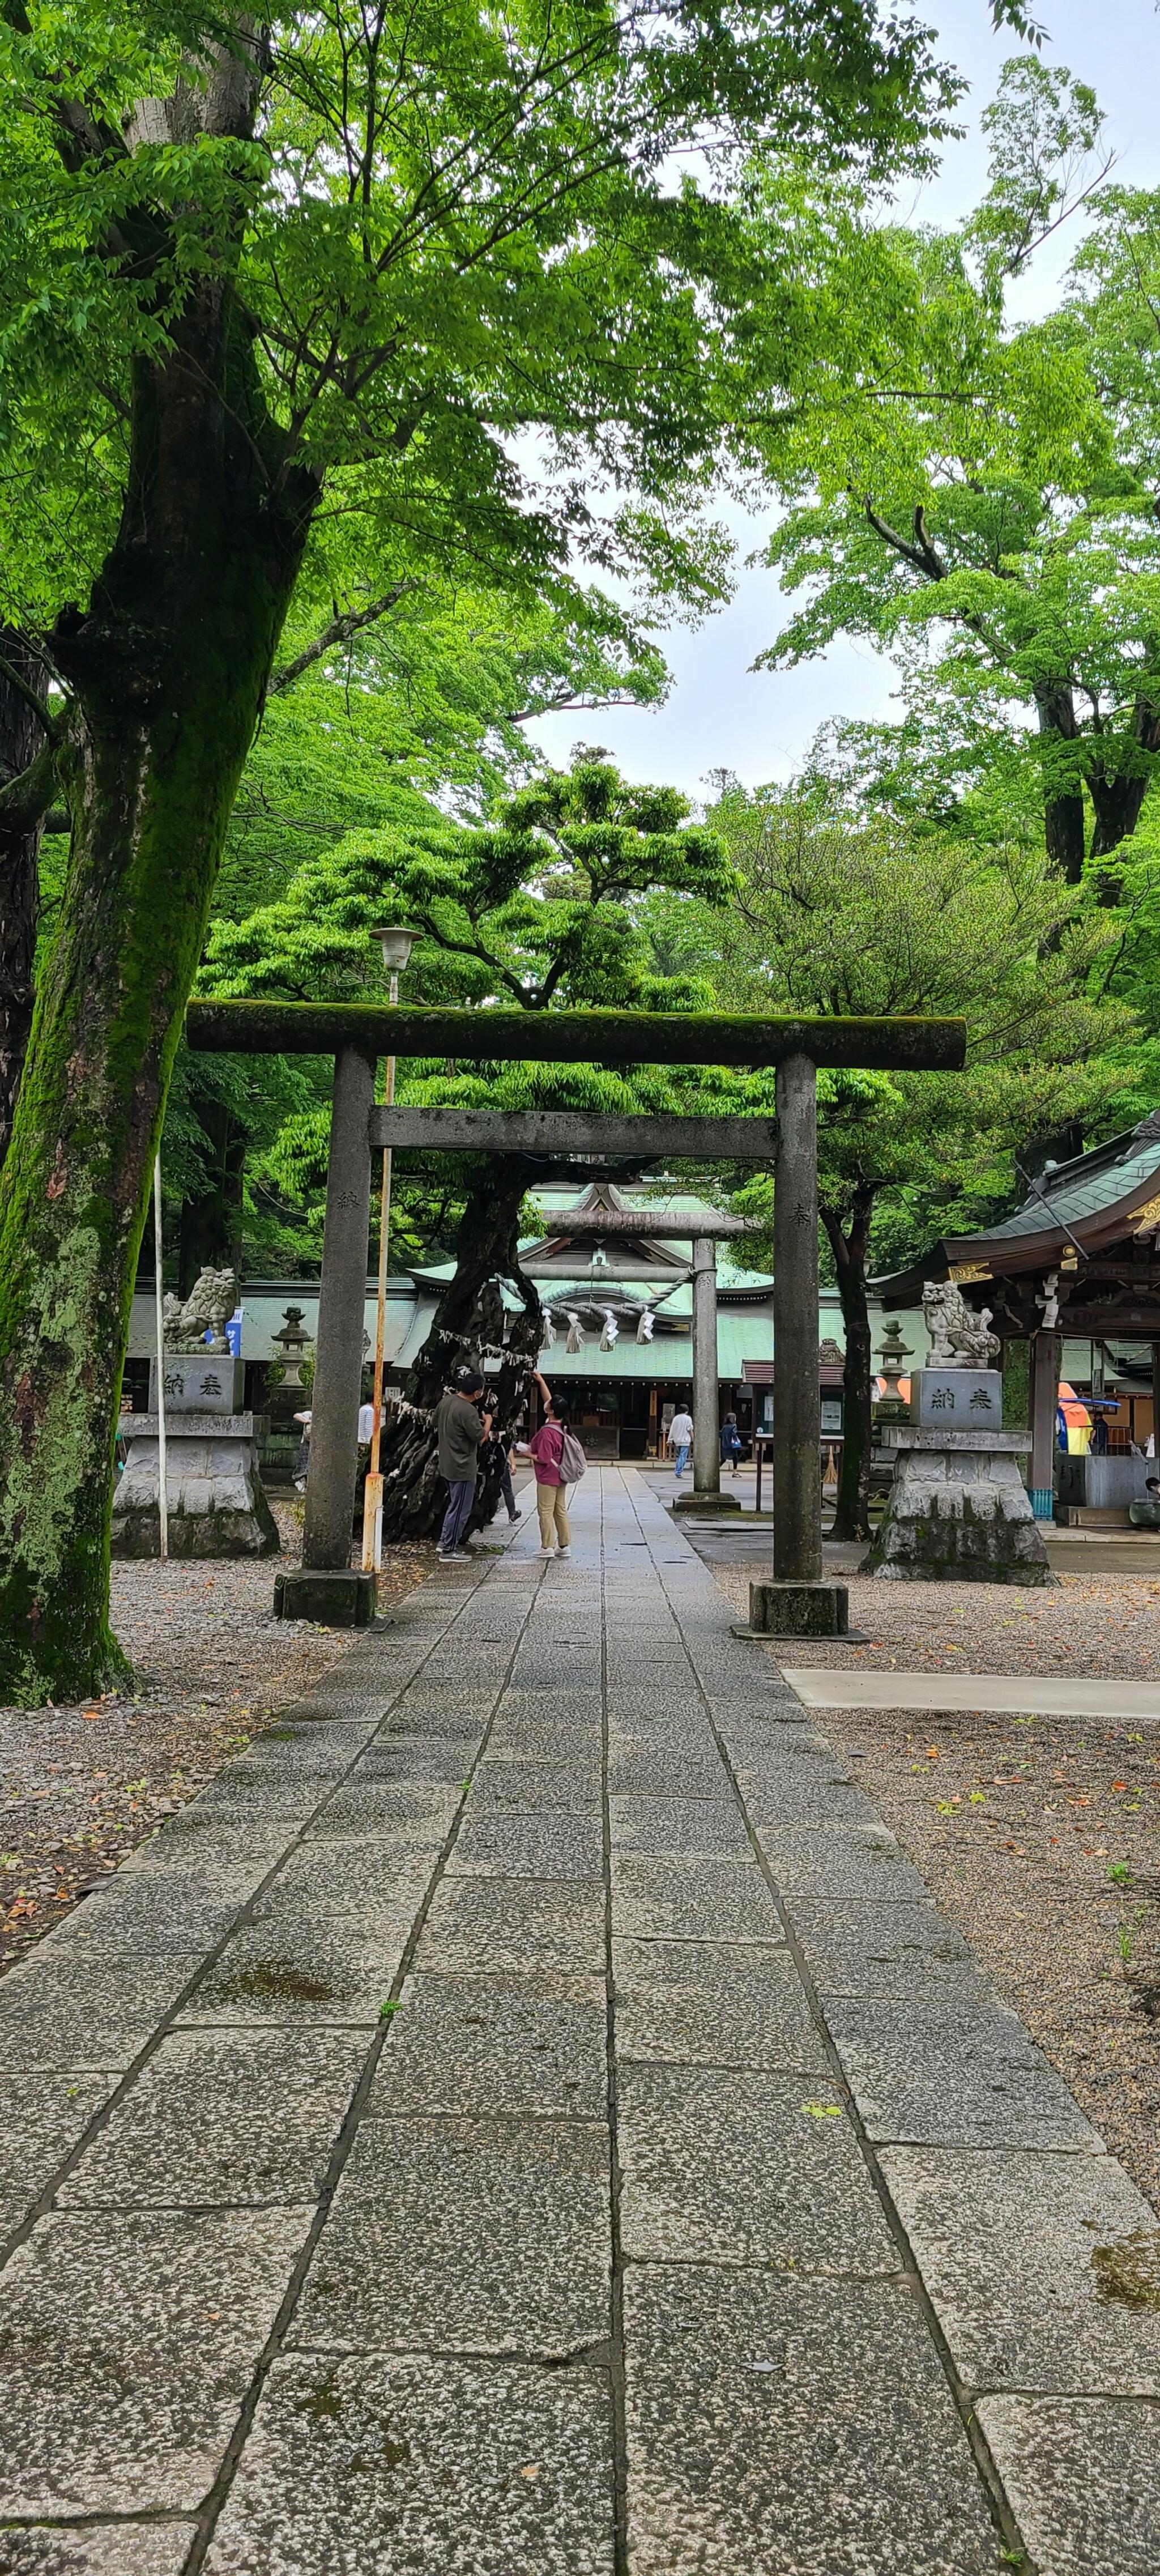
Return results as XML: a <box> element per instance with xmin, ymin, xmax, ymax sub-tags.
<box><xmin>556</xmin><ymin>1545</ymin><xmax>571</xmax><ymax>1559</ymax></box>
<box><xmin>538</xmin><ymin>1545</ymin><xmax>556</xmax><ymax>1557</ymax></box>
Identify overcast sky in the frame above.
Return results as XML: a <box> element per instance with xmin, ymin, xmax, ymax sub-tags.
<box><xmin>524</xmin><ymin>0</ymin><xmax>1160</xmax><ymax>801</ymax></box>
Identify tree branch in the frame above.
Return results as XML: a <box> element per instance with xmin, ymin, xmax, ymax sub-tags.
<box><xmin>0</xmin><ymin>738</ymin><xmax>61</xmax><ymax>832</ymax></box>
<box><xmin>267</xmin><ymin>584</ymin><xmax>420</xmax><ymax>694</ymax></box>
<box><xmin>0</xmin><ymin>650</ymin><xmax>63</xmax><ymax>745</ymax></box>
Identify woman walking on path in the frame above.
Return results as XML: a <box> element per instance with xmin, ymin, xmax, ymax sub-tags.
<box><xmin>720</xmin><ymin>1411</ymin><xmax>743</xmax><ymax>1476</ymax></box>
<box><xmin>524</xmin><ymin>1370</ymin><xmax>573</xmax><ymax>1559</ymax></box>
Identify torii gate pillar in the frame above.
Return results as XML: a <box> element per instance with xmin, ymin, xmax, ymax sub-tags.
<box><xmin>274</xmin><ymin>1044</ymin><xmax>378</xmax><ymax>1627</ymax></box>
<box><xmin>673</xmin><ymin>1238</ymin><xmax>739</xmax><ymax>1514</ymax></box>
<box><xmin>748</xmin><ymin>1053</ymin><xmax>850</xmax><ymax>1637</ymax></box>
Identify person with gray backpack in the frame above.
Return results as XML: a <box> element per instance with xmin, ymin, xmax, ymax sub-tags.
<box><xmin>521</xmin><ymin>1369</ymin><xmax>585</xmax><ymax>1557</ymax></box>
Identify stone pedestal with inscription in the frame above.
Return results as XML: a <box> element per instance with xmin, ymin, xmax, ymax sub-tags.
<box><xmin>862</xmin><ymin>1370</ymin><xmax>1055</xmax><ymax>1586</ymax></box>
<box><xmin>112</xmin><ymin>1357</ymin><xmax>279</xmax><ymax>1559</ymax></box>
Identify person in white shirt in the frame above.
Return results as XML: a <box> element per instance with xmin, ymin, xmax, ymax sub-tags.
<box><xmin>357</xmin><ymin>1400</ymin><xmax>378</xmax><ymax>1444</ymax></box>
<box><xmin>668</xmin><ymin>1407</ymin><xmax>694</xmax><ymax>1480</ymax></box>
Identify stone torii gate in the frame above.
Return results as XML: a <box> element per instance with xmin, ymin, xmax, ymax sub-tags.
<box><xmin>187</xmin><ymin>1002</ymin><xmax>965</xmax><ymax>1633</ymax></box>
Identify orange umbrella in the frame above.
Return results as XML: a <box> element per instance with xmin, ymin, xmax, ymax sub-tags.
<box><xmin>1057</xmin><ymin>1382</ymin><xmax>1090</xmax><ymax>1454</ymax></box>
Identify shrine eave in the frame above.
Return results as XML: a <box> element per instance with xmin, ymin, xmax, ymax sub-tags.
<box><xmin>873</xmin><ymin>1117</ymin><xmax>1160</xmax><ymax>1308</ymax></box>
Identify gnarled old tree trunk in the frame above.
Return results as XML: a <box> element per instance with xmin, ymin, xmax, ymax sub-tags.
<box><xmin>0</xmin><ymin>288</ymin><xmax>314</xmax><ymax>1705</ymax></box>
<box><xmin>376</xmin><ymin>1160</ymin><xmax>543</xmax><ymax>1542</ymax></box>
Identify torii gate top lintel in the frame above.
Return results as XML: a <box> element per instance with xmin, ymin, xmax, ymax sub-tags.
<box><xmin>186</xmin><ymin>1000</ymin><xmax>966</xmax><ymax>1073</ymax></box>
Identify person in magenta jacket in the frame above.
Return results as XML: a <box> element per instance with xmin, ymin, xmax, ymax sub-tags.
<box><xmin>522</xmin><ymin>1370</ymin><xmax>572</xmax><ymax>1558</ymax></box>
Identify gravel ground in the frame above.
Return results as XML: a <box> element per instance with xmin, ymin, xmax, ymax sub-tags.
<box><xmin>711</xmin><ymin>1557</ymin><xmax>1160</xmax><ymax>2213</ymax></box>
<box><xmin>0</xmin><ymin>1504</ymin><xmax>432</xmax><ymax>1978</ymax></box>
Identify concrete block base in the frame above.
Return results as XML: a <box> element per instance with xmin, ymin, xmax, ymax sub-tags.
<box><xmin>747</xmin><ymin>1580</ymin><xmax>850</xmax><ymax>1637</ymax></box>
<box><xmin>671</xmin><ymin>1491</ymin><xmax>741</xmax><ymax>1515</ymax></box>
<box><xmin>274</xmin><ymin>1566</ymin><xmax>377</xmax><ymax>1626</ymax></box>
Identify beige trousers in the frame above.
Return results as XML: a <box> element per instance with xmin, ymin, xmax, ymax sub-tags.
<box><xmin>535</xmin><ymin>1482</ymin><xmax>571</xmax><ymax>1549</ymax></box>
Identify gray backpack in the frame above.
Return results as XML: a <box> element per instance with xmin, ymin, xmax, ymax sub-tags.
<box><xmin>557</xmin><ymin>1426</ymin><xmax>587</xmax><ymax>1484</ymax></box>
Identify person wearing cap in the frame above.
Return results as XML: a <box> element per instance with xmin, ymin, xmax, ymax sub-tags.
<box><xmin>435</xmin><ymin>1368</ymin><xmax>493</xmax><ymax>1560</ymax></box>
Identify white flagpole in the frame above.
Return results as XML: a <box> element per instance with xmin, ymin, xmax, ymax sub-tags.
<box><xmin>153</xmin><ymin>1154</ymin><xmax>168</xmax><ymax>1562</ymax></box>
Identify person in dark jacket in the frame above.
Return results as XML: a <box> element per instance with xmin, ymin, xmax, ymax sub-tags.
<box><xmin>434</xmin><ymin>1369</ymin><xmax>492</xmax><ymax>1560</ymax></box>
<box><xmin>720</xmin><ymin>1411</ymin><xmax>743</xmax><ymax>1475</ymax></box>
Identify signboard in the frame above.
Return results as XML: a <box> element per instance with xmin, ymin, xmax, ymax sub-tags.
<box><xmin>148</xmin><ymin>1357</ymin><xmax>244</xmax><ymax>1415</ymax></box>
<box><xmin>915</xmin><ymin>1368</ymin><xmax>1001</xmax><ymax>1429</ymax></box>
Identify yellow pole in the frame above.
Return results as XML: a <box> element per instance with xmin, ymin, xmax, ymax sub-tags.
<box><xmin>361</xmin><ymin>969</ymin><xmax>398</xmax><ymax>1573</ymax></box>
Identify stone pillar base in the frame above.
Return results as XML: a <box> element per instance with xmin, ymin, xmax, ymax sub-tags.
<box><xmin>865</xmin><ymin>1430</ymin><xmax>1056</xmax><ymax>1586</ymax></box>
<box><xmin>111</xmin><ymin>1415</ymin><xmax>279</xmax><ymax>1560</ymax></box>
<box><xmin>747</xmin><ymin>1579</ymin><xmax>850</xmax><ymax>1637</ymax></box>
<box><xmin>274</xmin><ymin>1567</ymin><xmax>377</xmax><ymax>1625</ymax></box>
<box><xmin>671</xmin><ymin>1491</ymin><xmax>741</xmax><ymax>1515</ymax></box>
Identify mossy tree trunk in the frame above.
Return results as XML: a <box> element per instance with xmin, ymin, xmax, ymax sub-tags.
<box><xmin>824</xmin><ymin>1187</ymin><xmax>876</xmax><ymax>1544</ymax></box>
<box><xmin>0</xmin><ymin>288</ymin><xmax>314</xmax><ymax>1704</ymax></box>
<box><xmin>376</xmin><ymin>1159</ymin><xmax>543</xmax><ymax>1542</ymax></box>
<box><xmin>0</xmin><ymin>635</ymin><xmax>48</xmax><ymax>1169</ymax></box>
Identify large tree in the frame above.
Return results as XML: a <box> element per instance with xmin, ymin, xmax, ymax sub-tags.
<box><xmin>0</xmin><ymin>0</ymin><xmax>967</xmax><ymax>1701</ymax></box>
<box><xmin>703</xmin><ymin>783</ymin><xmax>1125</xmax><ymax>1538</ymax></box>
<box><xmin>748</xmin><ymin>59</ymin><xmax>1160</xmax><ymax>892</ymax></box>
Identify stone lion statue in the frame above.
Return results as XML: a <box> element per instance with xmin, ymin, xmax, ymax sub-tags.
<box><xmin>922</xmin><ymin>1279</ymin><xmax>1000</xmax><ymax>1370</ymax></box>
<box><xmin>162</xmin><ymin>1266</ymin><xmax>238</xmax><ymax>1353</ymax></box>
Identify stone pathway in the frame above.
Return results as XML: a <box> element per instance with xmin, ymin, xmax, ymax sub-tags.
<box><xmin>1</xmin><ymin>1470</ymin><xmax>1158</xmax><ymax>2574</ymax></box>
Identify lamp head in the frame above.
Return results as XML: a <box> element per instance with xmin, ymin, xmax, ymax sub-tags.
<box><xmin>372</xmin><ymin>924</ymin><xmax>417</xmax><ymax>975</ymax></box>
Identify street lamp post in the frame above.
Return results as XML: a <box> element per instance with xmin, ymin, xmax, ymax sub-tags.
<box><xmin>361</xmin><ymin>925</ymin><xmax>416</xmax><ymax>1573</ymax></box>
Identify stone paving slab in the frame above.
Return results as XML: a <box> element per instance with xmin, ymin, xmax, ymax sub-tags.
<box><xmin>0</xmin><ymin>2207</ymin><xmax>310</xmax><ymax>2515</ymax></box>
<box><xmin>750</xmin><ymin>1823</ymin><xmax>931</xmax><ymax>1903</ymax></box>
<box><xmin>415</xmin><ymin>1876</ymin><xmax>605</xmax><ymax>1977</ymax></box>
<box><xmin>53</xmin><ymin>1881</ymin><xmax>246</xmax><ymax>1958</ymax></box>
<box><xmin>312</xmin><ymin>1740</ymin><xmax>473</xmax><ymax>1791</ymax></box>
<box><xmin>608</xmin><ymin>1795</ymin><xmax>754</xmax><ymax>1857</ymax></box>
<box><xmin>471</xmin><ymin>1758</ymin><xmax>600</xmax><ymax>1811</ymax></box>
<box><xmin>607</xmin><ymin>1741</ymin><xmax>732</xmax><ymax>1799</ymax></box>
<box><xmin>618</xmin><ymin>2064</ymin><xmax>897</xmax><ymax>2271</ymax></box>
<box><xmin>290</xmin><ymin>2115</ymin><xmax>609</xmax><ymax>2357</ymax></box>
<box><xmin>447</xmin><ymin>1808</ymin><xmax>604</xmax><ymax>1881</ymax></box>
<box><xmin>181</xmin><ymin>1915</ymin><xmax>412</xmax><ymax>2027</ymax></box>
<box><xmin>740</xmin><ymin>1772</ymin><xmax>882</xmax><ymax>1828</ymax></box>
<box><xmin>786</xmin><ymin>1896</ymin><xmax>992</xmax><ymax>2002</ymax></box>
<box><xmin>0</xmin><ymin>1949</ymin><xmax>206</xmax><ymax>2070</ymax></box>
<box><xmin>826</xmin><ymin>1996</ymin><xmax>1106</xmax><ymax>2151</ymax></box>
<box><xmin>202</xmin><ymin>2353</ymin><xmax>616</xmax><ymax>2576</ymax></box>
<box><xmin>612</xmin><ymin>1850</ymin><xmax>783</xmax><ymax>1943</ymax></box>
<box><xmin>976</xmin><ymin>2395</ymin><xmax>1160</xmax><ymax>2576</ymax></box>
<box><xmin>881</xmin><ymin>2146</ymin><xmax>1160</xmax><ymax>2394</ymax></box>
<box><xmin>0</xmin><ymin>2530</ymin><xmax>199</xmax><ymax>2575</ymax></box>
<box><xmin>57</xmin><ymin>2029</ymin><xmax>366</xmax><ymax>2208</ymax></box>
<box><xmin>613</xmin><ymin>1937</ymin><xmax>829</xmax><ymax>2074</ymax></box>
<box><xmin>622</xmin><ymin>2264</ymin><xmax>1003</xmax><ymax>2575</ymax></box>
<box><xmin>0</xmin><ymin>2072</ymin><xmax>117</xmax><ymax>2239</ymax></box>
<box><xmin>784</xmin><ymin>1666</ymin><xmax>1160</xmax><ymax>1722</ymax></box>
<box><xmin>368</xmin><ymin>1970</ymin><xmax>607</xmax><ymax>2118</ymax></box>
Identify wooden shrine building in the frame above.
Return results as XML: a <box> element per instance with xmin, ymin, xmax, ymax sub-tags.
<box><xmin>875</xmin><ymin>1113</ymin><xmax>1160</xmax><ymax>1516</ymax></box>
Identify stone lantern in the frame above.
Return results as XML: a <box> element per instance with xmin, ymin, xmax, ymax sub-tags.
<box><xmin>874</xmin><ymin>1318</ymin><xmax>913</xmax><ymax>1423</ymax></box>
<box><xmin>271</xmin><ymin>1304</ymin><xmax>313</xmax><ymax>1390</ymax></box>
